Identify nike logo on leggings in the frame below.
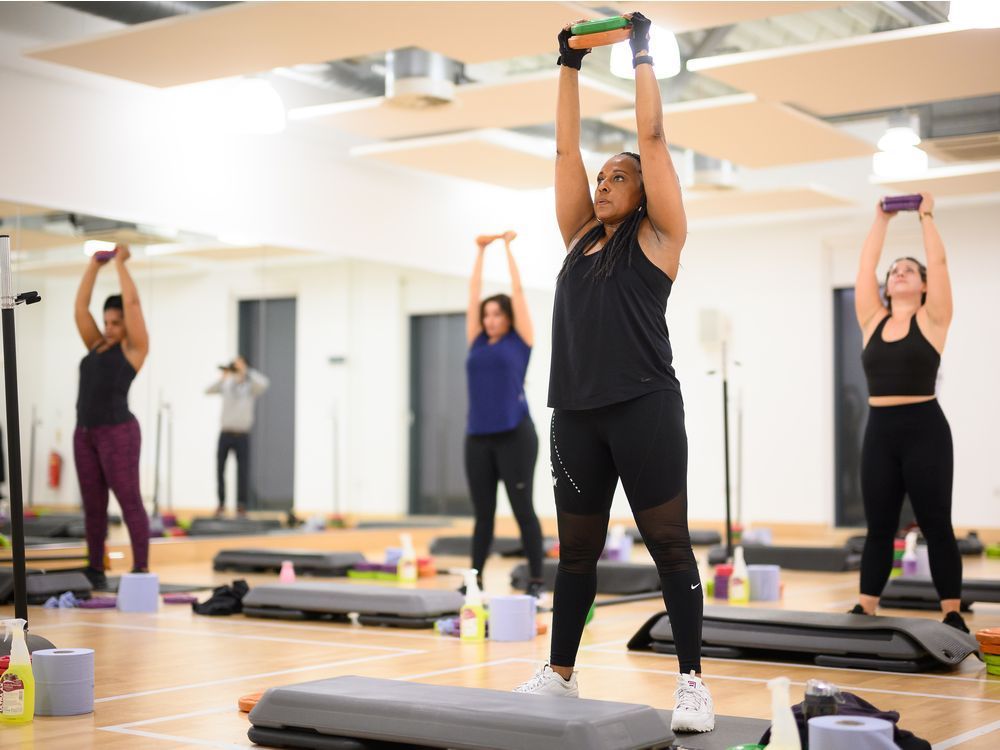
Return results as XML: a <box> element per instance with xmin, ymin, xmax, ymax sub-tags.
<box><xmin>690</xmin><ymin>582</ymin><xmax>701</xmax><ymax>590</ymax></box>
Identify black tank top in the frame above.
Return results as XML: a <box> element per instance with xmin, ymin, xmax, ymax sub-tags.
<box><xmin>861</xmin><ymin>314</ymin><xmax>940</xmax><ymax>397</ymax></box>
<box><xmin>77</xmin><ymin>343</ymin><xmax>137</xmax><ymax>427</ymax></box>
<box><xmin>548</xmin><ymin>234</ymin><xmax>680</xmax><ymax>410</ymax></box>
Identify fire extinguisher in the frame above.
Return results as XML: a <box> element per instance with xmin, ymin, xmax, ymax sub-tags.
<box><xmin>48</xmin><ymin>451</ymin><xmax>62</xmax><ymax>489</ymax></box>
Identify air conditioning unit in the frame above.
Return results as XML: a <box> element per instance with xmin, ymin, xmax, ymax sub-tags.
<box><xmin>385</xmin><ymin>48</ymin><xmax>458</xmax><ymax>109</ymax></box>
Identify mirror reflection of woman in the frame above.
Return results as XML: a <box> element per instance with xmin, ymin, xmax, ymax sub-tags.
<box><xmin>464</xmin><ymin>231</ymin><xmax>545</xmax><ymax>597</ymax></box>
<box><xmin>73</xmin><ymin>245</ymin><xmax>150</xmax><ymax>589</ymax></box>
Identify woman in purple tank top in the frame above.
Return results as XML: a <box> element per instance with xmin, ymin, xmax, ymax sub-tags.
<box><xmin>463</xmin><ymin>231</ymin><xmax>545</xmax><ymax>597</ymax></box>
<box><xmin>73</xmin><ymin>245</ymin><xmax>151</xmax><ymax>590</ymax></box>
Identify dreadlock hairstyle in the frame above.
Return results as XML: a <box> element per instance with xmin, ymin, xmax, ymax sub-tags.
<box><xmin>558</xmin><ymin>152</ymin><xmax>648</xmax><ymax>282</ymax></box>
<box><xmin>884</xmin><ymin>256</ymin><xmax>927</xmax><ymax>313</ymax></box>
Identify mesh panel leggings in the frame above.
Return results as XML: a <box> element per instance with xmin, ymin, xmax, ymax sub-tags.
<box><xmin>549</xmin><ymin>389</ymin><xmax>702</xmax><ymax>674</ymax></box>
<box><xmin>464</xmin><ymin>416</ymin><xmax>544</xmax><ymax>580</ymax></box>
<box><xmin>860</xmin><ymin>399</ymin><xmax>961</xmax><ymax>600</ymax></box>
<box><xmin>74</xmin><ymin>419</ymin><xmax>149</xmax><ymax>571</ymax></box>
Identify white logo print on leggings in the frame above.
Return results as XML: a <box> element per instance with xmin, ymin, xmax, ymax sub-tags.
<box><xmin>550</xmin><ymin>413</ymin><xmax>581</xmax><ymax>494</ymax></box>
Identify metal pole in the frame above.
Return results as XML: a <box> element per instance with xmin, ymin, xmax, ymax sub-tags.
<box><xmin>722</xmin><ymin>341</ymin><xmax>733</xmax><ymax>560</ymax></box>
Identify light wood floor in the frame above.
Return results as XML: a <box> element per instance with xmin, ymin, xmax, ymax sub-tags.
<box><xmin>4</xmin><ymin>519</ymin><xmax>1000</xmax><ymax>749</ymax></box>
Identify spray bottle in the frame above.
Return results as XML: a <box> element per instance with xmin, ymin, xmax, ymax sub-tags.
<box><xmin>728</xmin><ymin>545</ymin><xmax>750</xmax><ymax>604</ymax></box>
<box><xmin>397</xmin><ymin>533</ymin><xmax>418</xmax><ymax>583</ymax></box>
<box><xmin>459</xmin><ymin>569</ymin><xmax>487</xmax><ymax>642</ymax></box>
<box><xmin>0</xmin><ymin>619</ymin><xmax>35</xmax><ymax>724</ymax></box>
<box><xmin>766</xmin><ymin>676</ymin><xmax>801</xmax><ymax>750</ymax></box>
<box><xmin>902</xmin><ymin>530</ymin><xmax>919</xmax><ymax>577</ymax></box>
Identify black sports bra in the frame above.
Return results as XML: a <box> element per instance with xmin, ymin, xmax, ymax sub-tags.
<box><xmin>861</xmin><ymin>314</ymin><xmax>940</xmax><ymax>397</ymax></box>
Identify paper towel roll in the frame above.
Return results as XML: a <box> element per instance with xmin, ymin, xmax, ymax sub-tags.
<box><xmin>489</xmin><ymin>595</ymin><xmax>536</xmax><ymax>642</ymax></box>
<box><xmin>748</xmin><ymin>564</ymin><xmax>781</xmax><ymax>601</ymax></box>
<box><xmin>32</xmin><ymin>648</ymin><xmax>95</xmax><ymax>716</ymax></box>
<box><xmin>809</xmin><ymin>715</ymin><xmax>897</xmax><ymax>750</ymax></box>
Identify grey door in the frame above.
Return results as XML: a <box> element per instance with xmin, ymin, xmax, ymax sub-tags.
<box><xmin>238</xmin><ymin>297</ymin><xmax>296</xmax><ymax>511</ymax></box>
<box><xmin>409</xmin><ymin>313</ymin><xmax>470</xmax><ymax>515</ymax></box>
<box><xmin>834</xmin><ymin>288</ymin><xmax>914</xmax><ymax>527</ymax></box>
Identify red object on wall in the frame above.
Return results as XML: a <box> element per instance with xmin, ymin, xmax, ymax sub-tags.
<box><xmin>48</xmin><ymin>451</ymin><xmax>63</xmax><ymax>488</ymax></box>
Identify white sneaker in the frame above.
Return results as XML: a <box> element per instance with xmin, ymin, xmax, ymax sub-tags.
<box><xmin>513</xmin><ymin>664</ymin><xmax>579</xmax><ymax>697</ymax></box>
<box><xmin>671</xmin><ymin>671</ymin><xmax>715</xmax><ymax>733</ymax></box>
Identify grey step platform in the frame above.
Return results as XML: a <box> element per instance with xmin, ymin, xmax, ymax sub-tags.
<box><xmin>880</xmin><ymin>576</ymin><xmax>1000</xmax><ymax>611</ymax></box>
<box><xmin>511</xmin><ymin>559</ymin><xmax>661</xmax><ymax>595</ymax></box>
<box><xmin>188</xmin><ymin>518</ymin><xmax>283</xmax><ymax>536</ymax></box>
<box><xmin>242</xmin><ymin>582</ymin><xmax>464</xmax><ymax>628</ymax></box>
<box><xmin>1</xmin><ymin>568</ymin><xmax>92</xmax><ymax>604</ymax></box>
<box><xmin>429</xmin><ymin>535</ymin><xmax>557</xmax><ymax>558</ymax></box>
<box><xmin>846</xmin><ymin>532</ymin><xmax>984</xmax><ymax>557</ymax></box>
<box><xmin>707</xmin><ymin>544</ymin><xmax>860</xmax><ymax>572</ymax></box>
<box><xmin>356</xmin><ymin>518</ymin><xmax>452</xmax><ymax>530</ymax></box>
<box><xmin>630</xmin><ymin>605</ymin><xmax>980</xmax><ymax>673</ymax></box>
<box><xmin>213</xmin><ymin>549</ymin><xmax>365</xmax><ymax>576</ymax></box>
<box><xmin>627</xmin><ymin>528</ymin><xmax>721</xmax><ymax>547</ymax></box>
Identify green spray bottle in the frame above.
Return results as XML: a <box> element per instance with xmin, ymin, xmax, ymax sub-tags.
<box><xmin>0</xmin><ymin>619</ymin><xmax>35</xmax><ymax>724</ymax></box>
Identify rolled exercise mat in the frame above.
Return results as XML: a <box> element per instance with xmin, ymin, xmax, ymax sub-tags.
<box><xmin>569</xmin><ymin>17</ymin><xmax>631</xmax><ymax>50</ymax></box>
<box><xmin>32</xmin><ymin>648</ymin><xmax>95</xmax><ymax>716</ymax></box>
<box><xmin>881</xmin><ymin>194</ymin><xmax>922</xmax><ymax>212</ymax></box>
<box><xmin>748</xmin><ymin>565</ymin><xmax>780</xmax><ymax>601</ymax></box>
<box><xmin>809</xmin><ymin>716</ymin><xmax>897</xmax><ymax>750</ymax></box>
<box><xmin>489</xmin><ymin>595</ymin><xmax>537</xmax><ymax>642</ymax></box>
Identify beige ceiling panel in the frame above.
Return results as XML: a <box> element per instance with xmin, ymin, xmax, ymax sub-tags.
<box><xmin>0</xmin><ymin>201</ymin><xmax>56</xmax><ymax>219</ymax></box>
<box><xmin>872</xmin><ymin>161</ymin><xmax>1000</xmax><ymax>197</ymax></box>
<box><xmin>293</xmin><ymin>72</ymin><xmax>629</xmax><ymax>140</ymax></box>
<box><xmin>685</xmin><ymin>186</ymin><xmax>852</xmax><ymax>219</ymax></box>
<box><xmin>603</xmin><ymin>93</ymin><xmax>872</xmax><ymax>167</ymax></box>
<box><xmin>166</xmin><ymin>245</ymin><xmax>317</xmax><ymax>261</ymax></box>
<box><xmin>28</xmin><ymin>2</ymin><xmax>581</xmax><ymax>87</ymax></box>
<box><xmin>688</xmin><ymin>23</ymin><xmax>1000</xmax><ymax>116</ymax></box>
<box><xmin>589</xmin><ymin>2</ymin><xmax>843</xmax><ymax>33</ymax></box>
<box><xmin>352</xmin><ymin>130</ymin><xmax>557</xmax><ymax>190</ymax></box>
<box><xmin>2</xmin><ymin>228</ymin><xmax>78</xmax><ymax>252</ymax></box>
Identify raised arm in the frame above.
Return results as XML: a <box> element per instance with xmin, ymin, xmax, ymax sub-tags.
<box><xmin>466</xmin><ymin>235</ymin><xmax>492</xmax><ymax>345</ymax></box>
<box><xmin>248</xmin><ymin>368</ymin><xmax>270</xmax><ymax>397</ymax></box>
<box><xmin>74</xmin><ymin>257</ymin><xmax>104</xmax><ymax>350</ymax></box>
<box><xmin>856</xmin><ymin>203</ymin><xmax>892</xmax><ymax>333</ymax></box>
<box><xmin>502</xmin><ymin>231</ymin><xmax>534</xmax><ymax>346</ymax></box>
<box><xmin>114</xmin><ymin>246</ymin><xmax>149</xmax><ymax>371</ymax></box>
<box><xmin>555</xmin><ymin>25</ymin><xmax>597</xmax><ymax>248</ymax></box>
<box><xmin>917</xmin><ymin>193</ymin><xmax>952</xmax><ymax>327</ymax></box>
<box><xmin>630</xmin><ymin>13</ymin><xmax>686</xmax><ymax>270</ymax></box>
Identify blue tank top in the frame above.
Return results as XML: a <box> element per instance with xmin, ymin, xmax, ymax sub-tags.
<box><xmin>466</xmin><ymin>330</ymin><xmax>531</xmax><ymax>435</ymax></box>
<box><xmin>77</xmin><ymin>343</ymin><xmax>136</xmax><ymax>427</ymax></box>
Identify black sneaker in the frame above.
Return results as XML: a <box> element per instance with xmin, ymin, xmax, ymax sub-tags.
<box><xmin>525</xmin><ymin>580</ymin><xmax>545</xmax><ymax>599</ymax></box>
<box><xmin>943</xmin><ymin>611</ymin><xmax>970</xmax><ymax>633</ymax></box>
<box><xmin>848</xmin><ymin>604</ymin><xmax>872</xmax><ymax>615</ymax></box>
<box><xmin>82</xmin><ymin>566</ymin><xmax>108</xmax><ymax>591</ymax></box>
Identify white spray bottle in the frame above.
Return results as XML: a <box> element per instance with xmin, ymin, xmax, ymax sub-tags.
<box><xmin>397</xmin><ymin>533</ymin><xmax>418</xmax><ymax>583</ymax></box>
<box><xmin>0</xmin><ymin>619</ymin><xmax>35</xmax><ymax>724</ymax></box>
<box><xmin>459</xmin><ymin>569</ymin><xmax>487</xmax><ymax>642</ymax></box>
<box><xmin>767</xmin><ymin>676</ymin><xmax>801</xmax><ymax>750</ymax></box>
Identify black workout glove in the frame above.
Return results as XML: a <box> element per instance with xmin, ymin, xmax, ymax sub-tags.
<box><xmin>557</xmin><ymin>26</ymin><xmax>590</xmax><ymax>70</ymax></box>
<box><xmin>628</xmin><ymin>11</ymin><xmax>652</xmax><ymax>58</ymax></box>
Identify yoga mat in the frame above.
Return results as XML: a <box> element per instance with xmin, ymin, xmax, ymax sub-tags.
<box><xmin>33</xmin><ymin>648</ymin><xmax>95</xmax><ymax>716</ymax></box>
<box><xmin>809</xmin><ymin>716</ymin><xmax>896</xmax><ymax>750</ymax></box>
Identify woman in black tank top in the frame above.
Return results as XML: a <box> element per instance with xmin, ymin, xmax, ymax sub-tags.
<box><xmin>851</xmin><ymin>194</ymin><xmax>966</xmax><ymax>633</ymax></box>
<box><xmin>514</xmin><ymin>13</ymin><xmax>713</xmax><ymax>734</ymax></box>
<box><xmin>73</xmin><ymin>245</ymin><xmax>151</xmax><ymax>589</ymax></box>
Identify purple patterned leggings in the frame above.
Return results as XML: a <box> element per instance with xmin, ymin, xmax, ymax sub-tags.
<box><xmin>73</xmin><ymin>418</ymin><xmax>149</xmax><ymax>571</ymax></box>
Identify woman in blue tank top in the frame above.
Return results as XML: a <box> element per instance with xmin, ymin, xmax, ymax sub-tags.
<box><xmin>464</xmin><ymin>231</ymin><xmax>544</xmax><ymax>597</ymax></box>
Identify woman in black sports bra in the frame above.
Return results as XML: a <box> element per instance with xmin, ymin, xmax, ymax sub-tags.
<box><xmin>852</xmin><ymin>192</ymin><xmax>966</xmax><ymax>632</ymax></box>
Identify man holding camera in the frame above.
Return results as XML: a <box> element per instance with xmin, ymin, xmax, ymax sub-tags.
<box><xmin>205</xmin><ymin>356</ymin><xmax>270</xmax><ymax>515</ymax></box>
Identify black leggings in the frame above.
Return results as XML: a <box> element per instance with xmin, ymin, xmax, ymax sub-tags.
<box><xmin>860</xmin><ymin>399</ymin><xmax>961</xmax><ymax>600</ymax></box>
<box><xmin>549</xmin><ymin>389</ymin><xmax>701</xmax><ymax>674</ymax></box>
<box><xmin>464</xmin><ymin>416</ymin><xmax>543</xmax><ymax>580</ymax></box>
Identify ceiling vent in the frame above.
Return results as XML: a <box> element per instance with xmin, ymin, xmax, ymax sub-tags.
<box><xmin>682</xmin><ymin>151</ymin><xmax>736</xmax><ymax>192</ymax></box>
<box><xmin>385</xmin><ymin>48</ymin><xmax>459</xmax><ymax>109</ymax></box>
<box><xmin>923</xmin><ymin>132</ymin><xmax>1000</xmax><ymax>163</ymax></box>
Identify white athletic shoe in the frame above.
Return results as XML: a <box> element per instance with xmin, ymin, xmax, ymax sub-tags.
<box><xmin>670</xmin><ymin>671</ymin><xmax>715</xmax><ymax>733</ymax></box>
<box><xmin>513</xmin><ymin>664</ymin><xmax>579</xmax><ymax>697</ymax></box>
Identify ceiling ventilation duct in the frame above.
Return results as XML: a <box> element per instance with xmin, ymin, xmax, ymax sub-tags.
<box><xmin>682</xmin><ymin>151</ymin><xmax>736</xmax><ymax>191</ymax></box>
<box><xmin>385</xmin><ymin>48</ymin><xmax>460</xmax><ymax>109</ymax></box>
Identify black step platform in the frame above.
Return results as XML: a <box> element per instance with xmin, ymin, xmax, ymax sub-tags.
<box><xmin>213</xmin><ymin>549</ymin><xmax>365</xmax><ymax>576</ymax></box>
<box><xmin>187</xmin><ymin>518</ymin><xmax>283</xmax><ymax>536</ymax></box>
<box><xmin>707</xmin><ymin>544</ymin><xmax>860</xmax><ymax>572</ymax></box>
<box><xmin>429</xmin><ymin>535</ymin><xmax>557</xmax><ymax>558</ymax></box>
<box><xmin>0</xmin><ymin>568</ymin><xmax>93</xmax><ymax>604</ymax></box>
<box><xmin>846</xmin><ymin>532</ymin><xmax>984</xmax><ymax>557</ymax></box>
<box><xmin>511</xmin><ymin>558</ymin><xmax>661</xmax><ymax>595</ymax></box>
<box><xmin>629</xmin><ymin>605</ymin><xmax>980</xmax><ymax>673</ymax></box>
<box><xmin>880</xmin><ymin>576</ymin><xmax>1000</xmax><ymax>611</ymax></box>
<box><xmin>628</xmin><ymin>528</ymin><xmax>721</xmax><ymax>546</ymax></box>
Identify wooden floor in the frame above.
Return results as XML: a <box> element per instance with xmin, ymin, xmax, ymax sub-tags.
<box><xmin>4</xmin><ymin>519</ymin><xmax>1000</xmax><ymax>749</ymax></box>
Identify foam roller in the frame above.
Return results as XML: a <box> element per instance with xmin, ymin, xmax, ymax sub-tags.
<box><xmin>881</xmin><ymin>194</ymin><xmax>922</xmax><ymax>212</ymax></box>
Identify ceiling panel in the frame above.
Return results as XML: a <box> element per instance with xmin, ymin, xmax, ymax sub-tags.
<box><xmin>684</xmin><ymin>186</ymin><xmax>852</xmax><ymax>219</ymax></box>
<box><xmin>2</xmin><ymin>228</ymin><xmax>78</xmax><ymax>252</ymax></box>
<box><xmin>589</xmin><ymin>2</ymin><xmax>844</xmax><ymax>33</ymax></box>
<box><xmin>603</xmin><ymin>93</ymin><xmax>873</xmax><ymax>167</ymax></box>
<box><xmin>352</xmin><ymin>130</ymin><xmax>559</xmax><ymax>190</ymax></box>
<box><xmin>27</xmin><ymin>2</ymin><xmax>582</xmax><ymax>88</ymax></box>
<box><xmin>166</xmin><ymin>244</ymin><xmax>317</xmax><ymax>261</ymax></box>
<box><xmin>292</xmin><ymin>72</ymin><xmax>629</xmax><ymax>140</ymax></box>
<box><xmin>688</xmin><ymin>23</ymin><xmax>1000</xmax><ymax>116</ymax></box>
<box><xmin>872</xmin><ymin>161</ymin><xmax>1000</xmax><ymax>197</ymax></box>
<box><xmin>0</xmin><ymin>200</ymin><xmax>57</xmax><ymax>219</ymax></box>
